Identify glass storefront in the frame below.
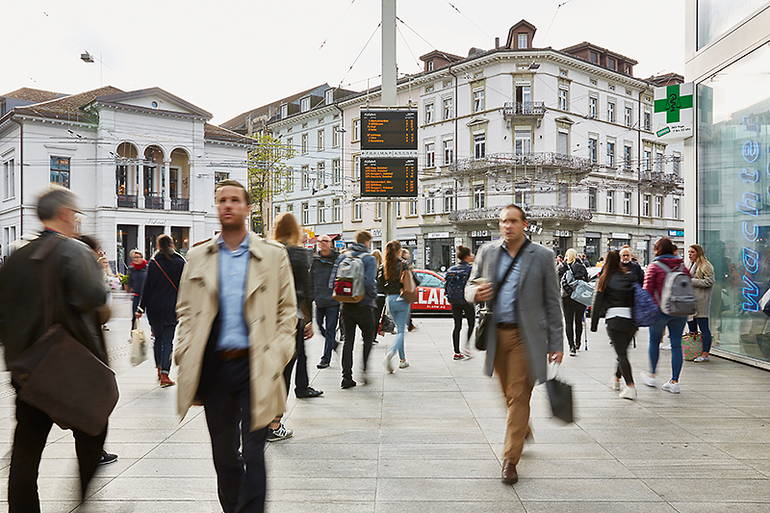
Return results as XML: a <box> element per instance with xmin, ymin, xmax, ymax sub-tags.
<box><xmin>697</xmin><ymin>42</ymin><xmax>770</xmax><ymax>363</ymax></box>
<box><xmin>697</xmin><ymin>0</ymin><xmax>768</xmax><ymax>49</ymax></box>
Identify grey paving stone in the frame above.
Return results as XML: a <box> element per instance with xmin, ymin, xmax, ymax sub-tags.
<box><xmin>375</xmin><ymin>501</ymin><xmax>525</xmax><ymax>512</ymax></box>
<box><xmin>513</xmin><ymin>478</ymin><xmax>663</xmax><ymax>502</ymax></box>
<box><xmin>522</xmin><ymin>502</ymin><xmax>678</xmax><ymax>513</ymax></box>
<box><xmin>376</xmin><ymin>478</ymin><xmax>518</xmax><ymax>501</ymax></box>
<box><xmin>644</xmin><ymin>478</ymin><xmax>770</xmax><ymax>502</ymax></box>
<box><xmin>377</xmin><ymin>459</ymin><xmax>501</xmax><ymax>478</ymax></box>
<box><xmin>268</xmin><ymin>477</ymin><xmax>376</xmax><ymax>502</ymax></box>
<box><xmin>379</xmin><ymin>443</ymin><xmax>496</xmax><ymax>460</ymax></box>
<box><xmin>266</xmin><ymin>458</ymin><xmax>378</xmax><ymax>478</ymax></box>
<box><xmin>74</xmin><ymin>500</ymin><xmax>223</xmax><ymax>512</ymax></box>
<box><xmin>89</xmin><ymin>477</ymin><xmax>219</xmax><ymax>501</ymax></box>
<box><xmin>516</xmin><ymin>458</ymin><xmax>635</xmax><ymax>478</ymax></box>
<box><xmin>601</xmin><ymin>442</ymin><xmax>730</xmax><ymax>462</ymax></box>
<box><xmin>669</xmin><ymin>503</ymin><xmax>770</xmax><ymax>513</ymax></box>
<box><xmin>715</xmin><ymin>443</ymin><xmax>770</xmax><ymax>459</ymax></box>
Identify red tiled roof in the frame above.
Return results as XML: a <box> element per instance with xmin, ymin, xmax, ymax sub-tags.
<box><xmin>204</xmin><ymin>123</ymin><xmax>255</xmax><ymax>145</ymax></box>
<box><xmin>13</xmin><ymin>86</ymin><xmax>124</xmax><ymax>123</ymax></box>
<box><xmin>1</xmin><ymin>87</ymin><xmax>67</xmax><ymax>103</ymax></box>
<box><xmin>221</xmin><ymin>84</ymin><xmax>329</xmax><ymax>132</ymax></box>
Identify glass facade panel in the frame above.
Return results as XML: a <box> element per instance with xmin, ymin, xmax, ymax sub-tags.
<box><xmin>697</xmin><ymin>0</ymin><xmax>768</xmax><ymax>49</ymax></box>
<box><xmin>697</xmin><ymin>42</ymin><xmax>770</xmax><ymax>363</ymax></box>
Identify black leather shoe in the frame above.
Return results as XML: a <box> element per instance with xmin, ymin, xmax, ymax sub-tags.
<box><xmin>341</xmin><ymin>378</ymin><xmax>357</xmax><ymax>389</ymax></box>
<box><xmin>317</xmin><ymin>360</ymin><xmax>330</xmax><ymax>369</ymax></box>
<box><xmin>296</xmin><ymin>387</ymin><xmax>324</xmax><ymax>398</ymax></box>
<box><xmin>501</xmin><ymin>460</ymin><xmax>518</xmax><ymax>484</ymax></box>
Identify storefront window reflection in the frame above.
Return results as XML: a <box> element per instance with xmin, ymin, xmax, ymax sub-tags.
<box><xmin>697</xmin><ymin>0</ymin><xmax>768</xmax><ymax>49</ymax></box>
<box><xmin>697</xmin><ymin>42</ymin><xmax>770</xmax><ymax>362</ymax></box>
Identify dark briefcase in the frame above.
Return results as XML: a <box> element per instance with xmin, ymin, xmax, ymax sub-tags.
<box><xmin>546</xmin><ymin>376</ymin><xmax>575</xmax><ymax>424</ymax></box>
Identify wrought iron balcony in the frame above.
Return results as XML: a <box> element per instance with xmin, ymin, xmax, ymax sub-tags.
<box><xmin>171</xmin><ymin>197</ymin><xmax>190</xmax><ymax>211</ymax></box>
<box><xmin>639</xmin><ymin>170</ymin><xmax>684</xmax><ymax>193</ymax></box>
<box><xmin>449</xmin><ymin>152</ymin><xmax>597</xmax><ymax>181</ymax></box>
<box><xmin>145</xmin><ymin>193</ymin><xmax>164</xmax><ymax>210</ymax></box>
<box><xmin>503</xmin><ymin>101</ymin><xmax>545</xmax><ymax>118</ymax></box>
<box><xmin>117</xmin><ymin>194</ymin><xmax>137</xmax><ymax>208</ymax></box>
<box><xmin>449</xmin><ymin>205</ymin><xmax>592</xmax><ymax>225</ymax></box>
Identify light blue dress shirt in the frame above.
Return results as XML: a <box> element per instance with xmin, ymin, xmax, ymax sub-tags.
<box><xmin>495</xmin><ymin>245</ymin><xmax>521</xmax><ymax>324</ymax></box>
<box><xmin>216</xmin><ymin>234</ymin><xmax>250</xmax><ymax>350</ymax></box>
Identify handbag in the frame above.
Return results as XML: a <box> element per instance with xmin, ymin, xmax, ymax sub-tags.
<box><xmin>570</xmin><ymin>280</ymin><xmax>595</xmax><ymax>307</ymax></box>
<box><xmin>400</xmin><ymin>268</ymin><xmax>418</xmax><ymax>304</ymax></box>
<box><xmin>9</xmin><ymin>236</ymin><xmax>119</xmax><ymax>437</ymax></box>
<box><xmin>130</xmin><ymin>328</ymin><xmax>148</xmax><ymax>366</ymax></box>
<box><xmin>545</xmin><ymin>364</ymin><xmax>575</xmax><ymax>424</ymax></box>
<box><xmin>682</xmin><ymin>332</ymin><xmax>703</xmax><ymax>361</ymax></box>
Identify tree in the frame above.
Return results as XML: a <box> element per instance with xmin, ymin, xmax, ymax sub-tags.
<box><xmin>246</xmin><ymin>132</ymin><xmax>296</xmax><ymax>235</ymax></box>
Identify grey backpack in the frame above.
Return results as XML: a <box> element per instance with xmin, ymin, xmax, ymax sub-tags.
<box><xmin>332</xmin><ymin>252</ymin><xmax>366</xmax><ymax>303</ymax></box>
<box><xmin>654</xmin><ymin>261</ymin><xmax>697</xmax><ymax>317</ymax></box>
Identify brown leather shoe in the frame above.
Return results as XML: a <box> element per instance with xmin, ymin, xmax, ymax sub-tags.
<box><xmin>501</xmin><ymin>460</ymin><xmax>518</xmax><ymax>484</ymax></box>
<box><xmin>159</xmin><ymin>374</ymin><xmax>175</xmax><ymax>388</ymax></box>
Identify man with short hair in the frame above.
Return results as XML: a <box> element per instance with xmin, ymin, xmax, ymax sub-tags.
<box><xmin>620</xmin><ymin>246</ymin><xmax>644</xmax><ymax>284</ymax></box>
<box><xmin>175</xmin><ymin>179</ymin><xmax>297</xmax><ymax>513</ymax></box>
<box><xmin>312</xmin><ymin>235</ymin><xmax>340</xmax><ymax>369</ymax></box>
<box><xmin>466</xmin><ymin>204</ymin><xmax>563</xmax><ymax>485</ymax></box>
<box><xmin>0</xmin><ymin>186</ymin><xmax>109</xmax><ymax>513</ymax></box>
<box><xmin>332</xmin><ymin>230</ymin><xmax>377</xmax><ymax>389</ymax></box>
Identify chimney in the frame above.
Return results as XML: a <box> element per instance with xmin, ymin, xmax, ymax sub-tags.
<box><xmin>495</xmin><ymin>37</ymin><xmax>500</xmax><ymax>48</ymax></box>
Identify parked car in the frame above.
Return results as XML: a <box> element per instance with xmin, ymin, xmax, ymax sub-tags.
<box><xmin>411</xmin><ymin>269</ymin><xmax>453</xmax><ymax>314</ymax></box>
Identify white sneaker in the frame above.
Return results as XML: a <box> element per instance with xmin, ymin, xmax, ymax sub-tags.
<box><xmin>384</xmin><ymin>352</ymin><xmax>396</xmax><ymax>374</ymax></box>
<box><xmin>461</xmin><ymin>348</ymin><xmax>473</xmax><ymax>359</ymax></box>
<box><xmin>399</xmin><ymin>359</ymin><xmax>410</xmax><ymax>369</ymax></box>
<box><xmin>661</xmin><ymin>343</ymin><xmax>671</xmax><ymax>350</ymax></box>
<box><xmin>610</xmin><ymin>379</ymin><xmax>621</xmax><ymax>391</ymax></box>
<box><xmin>661</xmin><ymin>380</ymin><xmax>680</xmax><ymax>394</ymax></box>
<box><xmin>693</xmin><ymin>355</ymin><xmax>710</xmax><ymax>362</ymax></box>
<box><xmin>641</xmin><ymin>371</ymin><xmax>657</xmax><ymax>388</ymax></box>
<box><xmin>619</xmin><ymin>385</ymin><xmax>637</xmax><ymax>400</ymax></box>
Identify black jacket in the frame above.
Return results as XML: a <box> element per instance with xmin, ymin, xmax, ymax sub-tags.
<box><xmin>286</xmin><ymin>245</ymin><xmax>313</xmax><ymax>321</ymax></box>
<box><xmin>0</xmin><ymin>231</ymin><xmax>108</xmax><ymax>369</ymax></box>
<box><xmin>140</xmin><ymin>251</ymin><xmax>186</xmax><ymax>327</ymax></box>
<box><xmin>311</xmin><ymin>249</ymin><xmax>338</xmax><ymax>308</ymax></box>
<box><xmin>127</xmin><ymin>262</ymin><xmax>148</xmax><ymax>295</ymax></box>
<box><xmin>378</xmin><ymin>259</ymin><xmax>408</xmax><ymax>295</ymax></box>
<box><xmin>622</xmin><ymin>261</ymin><xmax>644</xmax><ymax>284</ymax></box>
<box><xmin>590</xmin><ymin>272</ymin><xmax>635</xmax><ymax>331</ymax></box>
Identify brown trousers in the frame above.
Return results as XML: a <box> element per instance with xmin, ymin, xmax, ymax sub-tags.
<box><xmin>493</xmin><ymin>327</ymin><xmax>534</xmax><ymax>465</ymax></box>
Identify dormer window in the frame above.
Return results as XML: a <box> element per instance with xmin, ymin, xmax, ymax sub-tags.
<box><xmin>589</xmin><ymin>51</ymin><xmax>599</xmax><ymax>64</ymax></box>
<box><xmin>427</xmin><ymin>61</ymin><xmax>434</xmax><ymax>71</ymax></box>
<box><xmin>280</xmin><ymin>104</ymin><xmax>288</xmax><ymax>119</ymax></box>
<box><xmin>300</xmin><ymin>97</ymin><xmax>311</xmax><ymax>112</ymax></box>
<box><xmin>607</xmin><ymin>56</ymin><xmax>617</xmax><ymax>70</ymax></box>
<box><xmin>517</xmin><ymin>33</ymin><xmax>527</xmax><ymax>49</ymax></box>
<box><xmin>325</xmin><ymin>89</ymin><xmax>334</xmax><ymax>105</ymax></box>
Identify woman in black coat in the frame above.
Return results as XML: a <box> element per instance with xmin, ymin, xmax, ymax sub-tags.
<box><xmin>137</xmin><ymin>234</ymin><xmax>185</xmax><ymax>387</ymax></box>
<box><xmin>558</xmin><ymin>248</ymin><xmax>589</xmax><ymax>356</ymax></box>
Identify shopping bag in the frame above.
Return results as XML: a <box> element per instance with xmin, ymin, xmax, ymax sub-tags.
<box><xmin>130</xmin><ymin>328</ymin><xmax>147</xmax><ymax>366</ymax></box>
<box><xmin>545</xmin><ymin>364</ymin><xmax>575</xmax><ymax>424</ymax></box>
<box><xmin>570</xmin><ymin>280</ymin><xmax>595</xmax><ymax>307</ymax></box>
<box><xmin>682</xmin><ymin>332</ymin><xmax>703</xmax><ymax>361</ymax></box>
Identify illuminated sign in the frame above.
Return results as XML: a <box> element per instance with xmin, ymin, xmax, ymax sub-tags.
<box><xmin>360</xmin><ymin>110</ymin><xmax>417</xmax><ymax>150</ymax></box>
<box><xmin>360</xmin><ymin>157</ymin><xmax>417</xmax><ymax>197</ymax></box>
<box><xmin>737</xmin><ymin>138</ymin><xmax>763</xmax><ymax>312</ymax></box>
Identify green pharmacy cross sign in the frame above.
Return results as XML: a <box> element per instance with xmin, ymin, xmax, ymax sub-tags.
<box><xmin>654</xmin><ymin>84</ymin><xmax>693</xmax><ymax>123</ymax></box>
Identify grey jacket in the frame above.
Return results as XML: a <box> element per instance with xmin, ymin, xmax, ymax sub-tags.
<box><xmin>689</xmin><ymin>262</ymin><xmax>715</xmax><ymax>318</ymax></box>
<box><xmin>465</xmin><ymin>238</ymin><xmax>564</xmax><ymax>383</ymax></box>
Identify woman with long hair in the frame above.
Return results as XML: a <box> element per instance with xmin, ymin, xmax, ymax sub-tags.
<box><xmin>558</xmin><ymin>248</ymin><xmax>589</xmax><ymax>356</ymax></box>
<box><xmin>446</xmin><ymin>245</ymin><xmax>475</xmax><ymax>360</ymax></box>
<box><xmin>687</xmin><ymin>244</ymin><xmax>715</xmax><ymax>362</ymax></box>
<box><xmin>379</xmin><ymin>240</ymin><xmax>411</xmax><ymax>372</ymax></box>
<box><xmin>372</xmin><ymin>249</ymin><xmax>387</xmax><ymax>343</ymax></box>
<box><xmin>642</xmin><ymin>237</ymin><xmax>690</xmax><ymax>394</ymax></box>
<box><xmin>590</xmin><ymin>251</ymin><xmax>637</xmax><ymax>400</ymax></box>
<box><xmin>137</xmin><ymin>234</ymin><xmax>186</xmax><ymax>387</ymax></box>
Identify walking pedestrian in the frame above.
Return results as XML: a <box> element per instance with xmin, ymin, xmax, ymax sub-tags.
<box><xmin>620</xmin><ymin>246</ymin><xmax>644</xmax><ymax>284</ymax></box>
<box><xmin>401</xmin><ymin>248</ymin><xmax>418</xmax><ymax>332</ymax></box>
<box><xmin>135</xmin><ymin>234</ymin><xmax>185</xmax><ymax>388</ymax></box>
<box><xmin>687</xmin><ymin>244</ymin><xmax>715</xmax><ymax>362</ymax></box>
<box><xmin>381</xmin><ymin>240</ymin><xmax>414</xmax><ymax>372</ymax></box>
<box><xmin>642</xmin><ymin>237</ymin><xmax>690</xmax><ymax>394</ymax></box>
<box><xmin>558</xmin><ymin>248</ymin><xmax>589</xmax><ymax>356</ymax></box>
<box><xmin>331</xmin><ymin>230</ymin><xmax>377</xmax><ymax>389</ymax></box>
<box><xmin>313</xmin><ymin>235</ymin><xmax>340</xmax><ymax>369</ymax></box>
<box><xmin>465</xmin><ymin>204</ymin><xmax>563</xmax><ymax>484</ymax></box>
<box><xmin>127</xmin><ymin>249</ymin><xmax>147</xmax><ymax>329</ymax></box>
<box><xmin>175</xmin><ymin>180</ymin><xmax>297</xmax><ymax>513</ymax></box>
<box><xmin>0</xmin><ymin>187</ymin><xmax>111</xmax><ymax>512</ymax></box>
<box><xmin>590</xmin><ymin>251</ymin><xmax>638</xmax><ymax>400</ymax></box>
<box><xmin>445</xmin><ymin>245</ymin><xmax>475</xmax><ymax>360</ymax></box>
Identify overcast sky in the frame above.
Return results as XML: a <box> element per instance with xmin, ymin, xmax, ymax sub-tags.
<box><xmin>3</xmin><ymin>0</ymin><xmax>685</xmax><ymax>124</ymax></box>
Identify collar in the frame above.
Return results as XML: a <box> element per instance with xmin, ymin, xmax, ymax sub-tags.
<box><xmin>217</xmin><ymin>233</ymin><xmax>249</xmax><ymax>252</ymax></box>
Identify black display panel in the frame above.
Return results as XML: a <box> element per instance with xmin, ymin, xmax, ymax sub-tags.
<box><xmin>360</xmin><ymin>110</ymin><xmax>417</xmax><ymax>150</ymax></box>
<box><xmin>360</xmin><ymin>157</ymin><xmax>417</xmax><ymax>197</ymax></box>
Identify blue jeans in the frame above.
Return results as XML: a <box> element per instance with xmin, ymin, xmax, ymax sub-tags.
<box><xmin>687</xmin><ymin>317</ymin><xmax>712</xmax><ymax>353</ymax></box>
<box><xmin>386</xmin><ymin>295</ymin><xmax>410</xmax><ymax>360</ymax></box>
<box><xmin>151</xmin><ymin>322</ymin><xmax>176</xmax><ymax>373</ymax></box>
<box><xmin>648</xmin><ymin>313</ymin><xmax>687</xmax><ymax>381</ymax></box>
<box><xmin>316</xmin><ymin>304</ymin><xmax>340</xmax><ymax>363</ymax></box>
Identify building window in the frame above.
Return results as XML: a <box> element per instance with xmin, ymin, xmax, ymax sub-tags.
<box><xmin>474</xmin><ymin>133</ymin><xmax>486</xmax><ymax>159</ymax></box>
<box><xmin>472</xmin><ymin>88</ymin><xmax>485</xmax><ymax>112</ymax></box>
<box><xmin>301</xmin><ymin>166</ymin><xmax>310</xmax><ymax>190</ymax></box>
<box><xmin>301</xmin><ymin>202</ymin><xmax>310</xmax><ymax>225</ymax></box>
<box><xmin>557</xmin><ymin>131</ymin><xmax>569</xmax><ymax>155</ymax></box>
<box><xmin>623</xmin><ymin>192</ymin><xmax>632</xmax><ymax>215</ymax></box>
<box><xmin>286</xmin><ymin>137</ymin><xmax>294</xmax><ymax>155</ymax></box>
<box><xmin>473</xmin><ymin>183</ymin><xmax>486</xmax><ymax>209</ymax></box>
<box><xmin>317</xmin><ymin>129</ymin><xmax>325</xmax><ymax>151</ymax></box>
<box><xmin>514</xmin><ymin>129</ymin><xmax>532</xmax><ymax>155</ymax></box>
<box><xmin>643</xmin><ymin>150</ymin><xmax>652</xmax><ymax>171</ymax></box>
<box><xmin>607</xmin><ymin>100</ymin><xmax>616</xmax><ymax>123</ymax></box>
<box><xmin>287</xmin><ymin>203</ymin><xmax>294</xmax><ymax>213</ymax></box>
<box><xmin>656</xmin><ymin>152</ymin><xmax>665</xmax><ymax>172</ymax></box>
<box><xmin>332</xmin><ymin>159</ymin><xmax>341</xmax><ymax>185</ymax></box>
<box><xmin>395</xmin><ymin>201</ymin><xmax>402</xmax><ymax>218</ymax></box>
<box><xmin>427</xmin><ymin>61</ymin><xmax>434</xmax><ymax>71</ymax></box>
<box><xmin>588</xmin><ymin>137</ymin><xmax>598</xmax><ymax>163</ymax></box>
<box><xmin>623</xmin><ymin>144</ymin><xmax>633</xmax><ymax>169</ymax></box>
<box><xmin>280</xmin><ymin>104</ymin><xmax>288</xmax><ymax>119</ymax></box>
<box><xmin>300</xmin><ymin>97</ymin><xmax>311</xmax><ymax>112</ymax></box>
<box><xmin>353</xmin><ymin>119</ymin><xmax>360</xmax><ymax>141</ymax></box>
<box><xmin>374</xmin><ymin>202</ymin><xmax>382</xmax><ymax>220</ymax></box>
<box><xmin>589</xmin><ymin>51</ymin><xmax>599</xmax><ymax>64</ymax></box>
<box><xmin>425</xmin><ymin>192</ymin><xmax>435</xmax><ymax>214</ymax></box>
<box><xmin>353</xmin><ymin>155</ymin><xmax>360</xmax><ymax>180</ymax></box>
<box><xmin>558</xmin><ymin>184</ymin><xmax>569</xmax><ymax>207</ymax></box>
<box><xmin>316</xmin><ymin>161</ymin><xmax>326</xmax><ymax>186</ymax></box>
<box><xmin>673</xmin><ymin>153</ymin><xmax>681</xmax><ymax>176</ymax></box>
<box><xmin>425</xmin><ymin>142</ymin><xmax>436</xmax><ymax>167</ymax></box>
<box><xmin>50</xmin><ymin>156</ymin><xmax>71</xmax><ymax>188</ymax></box>
<box><xmin>643</xmin><ymin>109</ymin><xmax>651</xmax><ymax>130</ymax></box>
<box><xmin>332</xmin><ymin>125</ymin><xmax>340</xmax><ymax>147</ymax></box>
<box><xmin>606</xmin><ymin>190</ymin><xmax>615</xmax><ymax>213</ymax></box>
<box><xmin>443</xmin><ymin>139</ymin><xmax>454</xmax><ymax>165</ymax></box>
<box><xmin>624</xmin><ymin>105</ymin><xmax>633</xmax><ymax>127</ymax></box>
<box><xmin>424</xmin><ymin>102</ymin><xmax>434</xmax><ymax>124</ymax></box>
<box><xmin>3</xmin><ymin>159</ymin><xmax>14</xmax><ymax>199</ymax></box>
<box><xmin>606</xmin><ymin>141</ymin><xmax>616</xmax><ymax>167</ymax></box>
<box><xmin>325</xmin><ymin>89</ymin><xmax>334</xmax><ymax>104</ymax></box>
<box><xmin>286</xmin><ymin>170</ymin><xmax>295</xmax><ymax>192</ymax></box>
<box><xmin>588</xmin><ymin>187</ymin><xmax>597</xmax><ymax>212</ymax></box>
<box><xmin>607</xmin><ymin>56</ymin><xmax>617</xmax><ymax>70</ymax></box>
<box><xmin>274</xmin><ymin>204</ymin><xmax>281</xmax><ymax>219</ymax></box>
<box><xmin>442</xmin><ymin>97</ymin><xmax>453</xmax><ymax>120</ymax></box>
<box><xmin>589</xmin><ymin>96</ymin><xmax>598</xmax><ymax>118</ymax></box>
<box><xmin>317</xmin><ymin>200</ymin><xmax>327</xmax><ymax>224</ymax></box>
<box><xmin>643</xmin><ymin>194</ymin><xmax>651</xmax><ymax>217</ymax></box>
<box><xmin>517</xmin><ymin>33</ymin><xmax>527</xmax><ymax>49</ymax></box>
<box><xmin>301</xmin><ymin>133</ymin><xmax>308</xmax><ymax>154</ymax></box>
<box><xmin>558</xmin><ymin>87</ymin><xmax>569</xmax><ymax>111</ymax></box>
<box><xmin>655</xmin><ymin>196</ymin><xmax>664</xmax><ymax>218</ymax></box>
<box><xmin>673</xmin><ymin>197</ymin><xmax>680</xmax><ymax>219</ymax></box>
<box><xmin>332</xmin><ymin>198</ymin><xmax>341</xmax><ymax>222</ymax></box>
<box><xmin>443</xmin><ymin>188</ymin><xmax>455</xmax><ymax>213</ymax></box>
<box><xmin>408</xmin><ymin>199</ymin><xmax>418</xmax><ymax>216</ymax></box>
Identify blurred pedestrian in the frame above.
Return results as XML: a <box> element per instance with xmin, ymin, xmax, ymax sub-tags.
<box><xmin>381</xmin><ymin>240</ymin><xmax>412</xmax><ymax>372</ymax></box>
<box><xmin>127</xmin><ymin>249</ymin><xmax>147</xmax><ymax>329</ymax></box>
<box><xmin>136</xmin><ymin>234</ymin><xmax>185</xmax><ymax>388</ymax></box>
<box><xmin>558</xmin><ymin>248</ymin><xmax>589</xmax><ymax>356</ymax></box>
<box><xmin>175</xmin><ymin>180</ymin><xmax>297</xmax><ymax>513</ymax></box>
<box><xmin>444</xmin><ymin>245</ymin><xmax>475</xmax><ymax>360</ymax></box>
<box><xmin>687</xmin><ymin>244</ymin><xmax>715</xmax><ymax>362</ymax></box>
<box><xmin>401</xmin><ymin>248</ymin><xmax>417</xmax><ymax>332</ymax></box>
<box><xmin>312</xmin><ymin>235</ymin><xmax>340</xmax><ymax>369</ymax></box>
<box><xmin>371</xmin><ymin>249</ymin><xmax>386</xmax><ymax>344</ymax></box>
<box><xmin>0</xmin><ymin>187</ymin><xmax>111</xmax><ymax>512</ymax></box>
<box><xmin>620</xmin><ymin>246</ymin><xmax>644</xmax><ymax>284</ymax></box>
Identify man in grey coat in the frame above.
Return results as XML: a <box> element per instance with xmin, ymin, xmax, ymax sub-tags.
<box><xmin>465</xmin><ymin>204</ymin><xmax>564</xmax><ymax>485</ymax></box>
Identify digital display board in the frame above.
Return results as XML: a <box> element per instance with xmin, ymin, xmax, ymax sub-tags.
<box><xmin>360</xmin><ymin>109</ymin><xmax>417</xmax><ymax>150</ymax></box>
<box><xmin>360</xmin><ymin>157</ymin><xmax>417</xmax><ymax>197</ymax></box>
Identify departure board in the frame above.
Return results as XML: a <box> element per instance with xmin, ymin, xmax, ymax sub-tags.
<box><xmin>360</xmin><ymin>157</ymin><xmax>418</xmax><ymax>197</ymax></box>
<box><xmin>360</xmin><ymin>110</ymin><xmax>418</xmax><ymax>150</ymax></box>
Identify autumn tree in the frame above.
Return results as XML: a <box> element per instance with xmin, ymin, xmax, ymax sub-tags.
<box><xmin>246</xmin><ymin>132</ymin><xmax>296</xmax><ymax>235</ymax></box>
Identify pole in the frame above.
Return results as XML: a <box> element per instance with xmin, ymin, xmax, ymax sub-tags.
<box><xmin>381</xmin><ymin>0</ymin><xmax>397</xmax><ymax>244</ymax></box>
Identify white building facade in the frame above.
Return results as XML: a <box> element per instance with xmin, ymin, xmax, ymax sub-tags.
<box><xmin>0</xmin><ymin>86</ymin><xmax>251</xmax><ymax>271</ymax></box>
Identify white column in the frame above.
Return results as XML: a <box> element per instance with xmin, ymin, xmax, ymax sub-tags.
<box><xmin>381</xmin><ymin>0</ymin><xmax>397</xmax><ymax>244</ymax></box>
<box><xmin>163</xmin><ymin>160</ymin><xmax>171</xmax><ymax>210</ymax></box>
<box><xmin>137</xmin><ymin>162</ymin><xmax>145</xmax><ymax>209</ymax></box>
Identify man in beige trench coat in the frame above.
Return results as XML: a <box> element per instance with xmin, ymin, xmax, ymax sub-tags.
<box><xmin>175</xmin><ymin>179</ymin><xmax>297</xmax><ymax>513</ymax></box>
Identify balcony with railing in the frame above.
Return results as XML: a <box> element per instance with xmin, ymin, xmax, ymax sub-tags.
<box><xmin>171</xmin><ymin>197</ymin><xmax>190</xmax><ymax>211</ymax></box>
<box><xmin>449</xmin><ymin>152</ymin><xmax>597</xmax><ymax>182</ymax></box>
<box><xmin>117</xmin><ymin>194</ymin><xmax>138</xmax><ymax>208</ymax></box>
<box><xmin>449</xmin><ymin>204</ymin><xmax>592</xmax><ymax>226</ymax></box>
<box><xmin>503</xmin><ymin>101</ymin><xmax>545</xmax><ymax>118</ymax></box>
<box><xmin>145</xmin><ymin>192</ymin><xmax>164</xmax><ymax>210</ymax></box>
<box><xmin>639</xmin><ymin>170</ymin><xmax>684</xmax><ymax>194</ymax></box>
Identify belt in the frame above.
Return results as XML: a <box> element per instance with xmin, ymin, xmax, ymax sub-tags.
<box><xmin>217</xmin><ymin>349</ymin><xmax>249</xmax><ymax>361</ymax></box>
<box><xmin>497</xmin><ymin>322</ymin><xmax>519</xmax><ymax>329</ymax></box>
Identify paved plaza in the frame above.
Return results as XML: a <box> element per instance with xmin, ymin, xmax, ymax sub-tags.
<box><xmin>1</xmin><ymin>294</ymin><xmax>770</xmax><ymax>512</ymax></box>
